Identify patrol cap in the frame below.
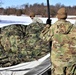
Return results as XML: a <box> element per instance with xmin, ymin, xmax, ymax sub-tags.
<box><xmin>57</xmin><ymin>7</ymin><xmax>67</xmax><ymax>19</ymax></box>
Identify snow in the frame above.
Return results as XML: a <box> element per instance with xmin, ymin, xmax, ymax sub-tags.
<box><xmin>0</xmin><ymin>15</ymin><xmax>32</xmax><ymax>27</ymax></box>
<box><xmin>0</xmin><ymin>15</ymin><xmax>76</xmax><ymax>28</ymax></box>
<box><xmin>67</xmin><ymin>15</ymin><xmax>76</xmax><ymax>18</ymax></box>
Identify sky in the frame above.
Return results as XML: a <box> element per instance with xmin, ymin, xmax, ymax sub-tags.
<box><xmin>1</xmin><ymin>0</ymin><xmax>76</xmax><ymax>8</ymax></box>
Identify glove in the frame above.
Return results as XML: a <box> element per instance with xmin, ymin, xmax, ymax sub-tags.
<box><xmin>46</xmin><ymin>19</ymin><xmax>51</xmax><ymax>24</ymax></box>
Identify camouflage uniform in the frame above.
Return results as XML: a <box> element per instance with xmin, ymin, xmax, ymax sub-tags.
<box><xmin>0</xmin><ymin>22</ymin><xmax>49</xmax><ymax>67</ymax></box>
<box><xmin>40</xmin><ymin>19</ymin><xmax>76</xmax><ymax>75</ymax></box>
<box><xmin>0</xmin><ymin>24</ymin><xmax>27</xmax><ymax>67</ymax></box>
<box><xmin>40</xmin><ymin>8</ymin><xmax>76</xmax><ymax>75</ymax></box>
<box><xmin>26</xmin><ymin>22</ymin><xmax>49</xmax><ymax>60</ymax></box>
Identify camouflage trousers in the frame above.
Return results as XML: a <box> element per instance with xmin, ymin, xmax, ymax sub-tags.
<box><xmin>51</xmin><ymin>63</ymin><xmax>76</xmax><ymax>75</ymax></box>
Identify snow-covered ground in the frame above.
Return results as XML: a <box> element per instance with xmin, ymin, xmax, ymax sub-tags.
<box><xmin>0</xmin><ymin>15</ymin><xmax>76</xmax><ymax>27</ymax></box>
<box><xmin>0</xmin><ymin>15</ymin><xmax>76</xmax><ymax>75</ymax></box>
<box><xmin>0</xmin><ymin>15</ymin><xmax>32</xmax><ymax>27</ymax></box>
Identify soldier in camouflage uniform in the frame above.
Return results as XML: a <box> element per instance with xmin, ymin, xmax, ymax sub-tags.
<box><xmin>40</xmin><ymin>7</ymin><xmax>76</xmax><ymax>75</ymax></box>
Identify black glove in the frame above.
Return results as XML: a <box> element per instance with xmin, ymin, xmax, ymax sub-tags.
<box><xmin>46</xmin><ymin>19</ymin><xmax>51</xmax><ymax>24</ymax></box>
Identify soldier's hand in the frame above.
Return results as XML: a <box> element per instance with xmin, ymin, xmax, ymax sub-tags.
<box><xmin>46</xmin><ymin>19</ymin><xmax>51</xmax><ymax>24</ymax></box>
<box><xmin>46</xmin><ymin>24</ymin><xmax>50</xmax><ymax>28</ymax></box>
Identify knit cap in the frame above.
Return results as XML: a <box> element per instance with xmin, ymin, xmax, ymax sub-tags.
<box><xmin>57</xmin><ymin>7</ymin><xmax>67</xmax><ymax>19</ymax></box>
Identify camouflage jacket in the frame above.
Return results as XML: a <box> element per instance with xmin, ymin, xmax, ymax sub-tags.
<box><xmin>0</xmin><ymin>23</ymin><xmax>49</xmax><ymax>67</ymax></box>
<box><xmin>40</xmin><ymin>19</ymin><xmax>76</xmax><ymax>64</ymax></box>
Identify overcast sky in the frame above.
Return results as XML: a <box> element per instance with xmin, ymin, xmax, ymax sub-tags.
<box><xmin>2</xmin><ymin>0</ymin><xmax>76</xmax><ymax>8</ymax></box>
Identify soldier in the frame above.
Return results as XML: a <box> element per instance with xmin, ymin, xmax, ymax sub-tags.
<box><xmin>40</xmin><ymin>7</ymin><xmax>76</xmax><ymax>75</ymax></box>
<box><xmin>29</xmin><ymin>12</ymin><xmax>43</xmax><ymax>23</ymax></box>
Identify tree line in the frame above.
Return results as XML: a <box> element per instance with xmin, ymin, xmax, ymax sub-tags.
<box><xmin>0</xmin><ymin>3</ymin><xmax>76</xmax><ymax>17</ymax></box>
